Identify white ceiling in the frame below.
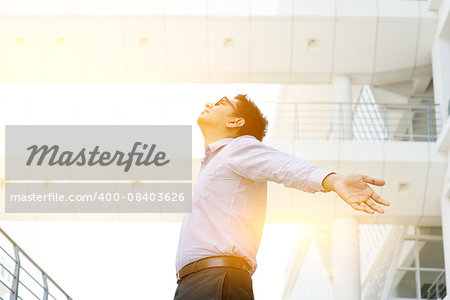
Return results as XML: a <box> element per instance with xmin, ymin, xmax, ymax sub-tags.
<box><xmin>0</xmin><ymin>1</ymin><xmax>438</xmax><ymax>84</ymax></box>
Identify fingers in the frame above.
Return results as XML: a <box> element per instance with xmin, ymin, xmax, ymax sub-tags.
<box><xmin>363</xmin><ymin>176</ymin><xmax>385</xmax><ymax>186</ymax></box>
<box><xmin>362</xmin><ymin>175</ymin><xmax>390</xmax><ymax>207</ymax></box>
<box><xmin>371</xmin><ymin>191</ymin><xmax>390</xmax><ymax>206</ymax></box>
<box><xmin>351</xmin><ymin>202</ymin><xmax>375</xmax><ymax>214</ymax></box>
<box><xmin>350</xmin><ymin>203</ymin><xmax>364</xmax><ymax>211</ymax></box>
<box><xmin>361</xmin><ymin>202</ymin><xmax>375</xmax><ymax>214</ymax></box>
<box><xmin>350</xmin><ymin>199</ymin><xmax>387</xmax><ymax>214</ymax></box>
<box><xmin>365</xmin><ymin>199</ymin><xmax>384</xmax><ymax>214</ymax></box>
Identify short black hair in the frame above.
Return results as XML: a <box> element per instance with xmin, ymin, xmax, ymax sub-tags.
<box><xmin>234</xmin><ymin>94</ymin><xmax>268</xmax><ymax>142</ymax></box>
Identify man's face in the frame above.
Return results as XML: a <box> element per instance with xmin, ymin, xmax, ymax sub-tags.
<box><xmin>197</xmin><ymin>97</ymin><xmax>240</xmax><ymax>128</ymax></box>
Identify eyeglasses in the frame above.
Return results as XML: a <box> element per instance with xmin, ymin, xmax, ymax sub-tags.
<box><xmin>215</xmin><ymin>96</ymin><xmax>242</xmax><ymax>118</ymax></box>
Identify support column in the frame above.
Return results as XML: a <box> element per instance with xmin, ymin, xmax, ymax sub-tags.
<box><xmin>332</xmin><ymin>217</ymin><xmax>361</xmax><ymax>300</ymax></box>
<box><xmin>331</xmin><ymin>75</ymin><xmax>353</xmax><ymax>140</ymax></box>
<box><xmin>432</xmin><ymin>0</ymin><xmax>450</xmax><ymax>290</ymax></box>
<box><xmin>432</xmin><ymin>37</ymin><xmax>450</xmax><ymax>125</ymax></box>
<box><xmin>441</xmin><ymin>151</ymin><xmax>450</xmax><ymax>291</ymax></box>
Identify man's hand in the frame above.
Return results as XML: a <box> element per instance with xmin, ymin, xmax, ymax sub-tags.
<box><xmin>322</xmin><ymin>173</ymin><xmax>390</xmax><ymax>214</ymax></box>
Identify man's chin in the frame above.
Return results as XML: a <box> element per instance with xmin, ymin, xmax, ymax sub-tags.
<box><xmin>197</xmin><ymin>115</ymin><xmax>205</xmax><ymax>126</ymax></box>
<box><xmin>197</xmin><ymin>115</ymin><xmax>213</xmax><ymax>130</ymax></box>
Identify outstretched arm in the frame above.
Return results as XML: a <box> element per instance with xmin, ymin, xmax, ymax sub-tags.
<box><xmin>228</xmin><ymin>136</ymin><xmax>335</xmax><ymax>193</ymax></box>
<box><xmin>227</xmin><ymin>136</ymin><xmax>390</xmax><ymax>215</ymax></box>
<box><xmin>322</xmin><ymin>173</ymin><xmax>390</xmax><ymax>214</ymax></box>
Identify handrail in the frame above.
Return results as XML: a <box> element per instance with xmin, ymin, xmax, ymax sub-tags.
<box><xmin>426</xmin><ymin>271</ymin><xmax>447</xmax><ymax>300</ymax></box>
<box><xmin>267</xmin><ymin>101</ymin><xmax>441</xmax><ymax>142</ymax></box>
<box><xmin>0</xmin><ymin>228</ymin><xmax>72</xmax><ymax>300</ymax></box>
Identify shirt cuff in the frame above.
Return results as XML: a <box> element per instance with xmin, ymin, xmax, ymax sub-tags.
<box><xmin>309</xmin><ymin>169</ymin><xmax>336</xmax><ymax>192</ymax></box>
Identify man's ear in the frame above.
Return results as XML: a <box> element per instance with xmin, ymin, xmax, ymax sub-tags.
<box><xmin>226</xmin><ymin>117</ymin><xmax>245</xmax><ymax>129</ymax></box>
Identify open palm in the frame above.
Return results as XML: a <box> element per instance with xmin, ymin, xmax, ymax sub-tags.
<box><xmin>333</xmin><ymin>174</ymin><xmax>390</xmax><ymax>214</ymax></box>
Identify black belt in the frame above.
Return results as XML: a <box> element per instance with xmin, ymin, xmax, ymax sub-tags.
<box><xmin>176</xmin><ymin>256</ymin><xmax>252</xmax><ymax>284</ymax></box>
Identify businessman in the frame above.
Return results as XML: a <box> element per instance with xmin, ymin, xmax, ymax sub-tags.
<box><xmin>174</xmin><ymin>94</ymin><xmax>389</xmax><ymax>300</ymax></box>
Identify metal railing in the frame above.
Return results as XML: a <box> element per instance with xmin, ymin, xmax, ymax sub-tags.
<box><xmin>426</xmin><ymin>271</ymin><xmax>447</xmax><ymax>300</ymax></box>
<box><xmin>270</xmin><ymin>101</ymin><xmax>442</xmax><ymax>142</ymax></box>
<box><xmin>0</xmin><ymin>228</ymin><xmax>72</xmax><ymax>300</ymax></box>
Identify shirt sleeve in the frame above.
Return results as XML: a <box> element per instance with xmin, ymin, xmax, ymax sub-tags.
<box><xmin>227</xmin><ymin>136</ymin><xmax>336</xmax><ymax>193</ymax></box>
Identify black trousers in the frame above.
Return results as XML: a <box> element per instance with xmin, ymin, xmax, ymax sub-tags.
<box><xmin>173</xmin><ymin>267</ymin><xmax>254</xmax><ymax>300</ymax></box>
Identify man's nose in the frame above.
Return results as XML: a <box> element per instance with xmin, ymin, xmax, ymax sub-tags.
<box><xmin>205</xmin><ymin>103</ymin><xmax>213</xmax><ymax>109</ymax></box>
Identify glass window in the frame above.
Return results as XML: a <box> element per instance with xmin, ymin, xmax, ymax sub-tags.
<box><xmin>418</xmin><ymin>240</ymin><xmax>445</xmax><ymax>269</ymax></box>
<box><xmin>420</xmin><ymin>271</ymin><xmax>444</xmax><ymax>298</ymax></box>
<box><xmin>398</xmin><ymin>240</ymin><xmax>416</xmax><ymax>268</ymax></box>
<box><xmin>389</xmin><ymin>270</ymin><xmax>417</xmax><ymax>298</ymax></box>
<box><xmin>419</xmin><ymin>227</ymin><xmax>442</xmax><ymax>236</ymax></box>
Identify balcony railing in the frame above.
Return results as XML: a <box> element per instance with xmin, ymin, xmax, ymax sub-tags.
<box><xmin>426</xmin><ymin>271</ymin><xmax>446</xmax><ymax>300</ymax></box>
<box><xmin>270</xmin><ymin>101</ymin><xmax>442</xmax><ymax>142</ymax></box>
<box><xmin>0</xmin><ymin>228</ymin><xmax>72</xmax><ymax>300</ymax></box>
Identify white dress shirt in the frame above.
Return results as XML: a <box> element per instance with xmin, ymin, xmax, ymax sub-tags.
<box><xmin>175</xmin><ymin>135</ymin><xmax>335</xmax><ymax>275</ymax></box>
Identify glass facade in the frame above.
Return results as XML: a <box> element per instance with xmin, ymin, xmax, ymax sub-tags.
<box><xmin>387</xmin><ymin>226</ymin><xmax>446</xmax><ymax>300</ymax></box>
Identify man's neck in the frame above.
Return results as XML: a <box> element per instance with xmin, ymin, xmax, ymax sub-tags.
<box><xmin>200</xmin><ymin>125</ymin><xmax>239</xmax><ymax>148</ymax></box>
<box><xmin>203</xmin><ymin>134</ymin><xmax>236</xmax><ymax>148</ymax></box>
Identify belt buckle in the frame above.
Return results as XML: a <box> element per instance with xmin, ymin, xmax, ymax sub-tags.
<box><xmin>176</xmin><ymin>271</ymin><xmax>182</xmax><ymax>284</ymax></box>
<box><xmin>240</xmin><ymin>260</ymin><xmax>251</xmax><ymax>275</ymax></box>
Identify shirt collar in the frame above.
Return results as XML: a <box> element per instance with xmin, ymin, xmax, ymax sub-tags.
<box><xmin>206</xmin><ymin>137</ymin><xmax>234</xmax><ymax>153</ymax></box>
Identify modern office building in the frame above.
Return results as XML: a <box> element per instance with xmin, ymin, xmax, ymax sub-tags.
<box><xmin>0</xmin><ymin>0</ymin><xmax>449</xmax><ymax>299</ymax></box>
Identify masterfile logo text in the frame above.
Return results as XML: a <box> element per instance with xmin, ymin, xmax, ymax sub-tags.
<box><xmin>5</xmin><ymin>125</ymin><xmax>192</xmax><ymax>213</ymax></box>
<box><xmin>6</xmin><ymin>125</ymin><xmax>191</xmax><ymax>180</ymax></box>
<box><xmin>26</xmin><ymin>142</ymin><xmax>170</xmax><ymax>172</ymax></box>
